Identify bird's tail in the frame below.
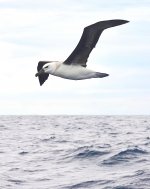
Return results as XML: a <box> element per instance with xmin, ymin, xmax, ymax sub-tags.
<box><xmin>95</xmin><ymin>72</ymin><xmax>109</xmax><ymax>78</ymax></box>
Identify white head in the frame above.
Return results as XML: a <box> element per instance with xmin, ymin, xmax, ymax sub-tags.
<box><xmin>35</xmin><ymin>62</ymin><xmax>57</xmax><ymax>77</ymax></box>
<box><xmin>42</xmin><ymin>63</ymin><xmax>53</xmax><ymax>73</ymax></box>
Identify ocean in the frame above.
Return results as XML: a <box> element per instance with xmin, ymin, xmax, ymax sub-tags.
<box><xmin>0</xmin><ymin>116</ymin><xmax>150</xmax><ymax>189</ymax></box>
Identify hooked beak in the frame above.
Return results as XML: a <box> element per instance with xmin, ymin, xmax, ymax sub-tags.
<box><xmin>35</xmin><ymin>69</ymin><xmax>45</xmax><ymax>77</ymax></box>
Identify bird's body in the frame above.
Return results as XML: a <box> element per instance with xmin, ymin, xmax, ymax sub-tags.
<box><xmin>35</xmin><ymin>19</ymin><xmax>129</xmax><ymax>85</ymax></box>
<box><xmin>44</xmin><ymin>61</ymin><xmax>108</xmax><ymax>80</ymax></box>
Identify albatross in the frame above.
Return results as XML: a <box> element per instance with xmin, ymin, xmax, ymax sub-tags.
<box><xmin>35</xmin><ymin>19</ymin><xmax>129</xmax><ymax>85</ymax></box>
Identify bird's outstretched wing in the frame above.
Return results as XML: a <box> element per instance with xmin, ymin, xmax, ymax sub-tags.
<box><xmin>63</xmin><ymin>19</ymin><xmax>129</xmax><ymax>67</ymax></box>
<box><xmin>37</xmin><ymin>61</ymin><xmax>50</xmax><ymax>86</ymax></box>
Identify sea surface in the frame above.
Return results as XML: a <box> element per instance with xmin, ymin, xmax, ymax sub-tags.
<box><xmin>0</xmin><ymin>116</ymin><xmax>150</xmax><ymax>189</ymax></box>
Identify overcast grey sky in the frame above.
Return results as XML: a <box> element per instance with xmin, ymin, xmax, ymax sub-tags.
<box><xmin>0</xmin><ymin>0</ymin><xmax>150</xmax><ymax>115</ymax></box>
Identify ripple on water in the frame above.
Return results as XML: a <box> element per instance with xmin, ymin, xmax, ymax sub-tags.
<box><xmin>64</xmin><ymin>179</ymin><xmax>113</xmax><ymax>189</ymax></box>
<box><xmin>0</xmin><ymin>115</ymin><xmax>150</xmax><ymax>189</ymax></box>
<box><xmin>67</xmin><ymin>146</ymin><xmax>110</xmax><ymax>159</ymax></box>
<box><xmin>103</xmin><ymin>147</ymin><xmax>148</xmax><ymax>165</ymax></box>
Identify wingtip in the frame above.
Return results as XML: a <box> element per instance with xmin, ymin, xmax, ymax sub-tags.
<box><xmin>117</xmin><ymin>19</ymin><xmax>129</xmax><ymax>25</ymax></box>
<box><xmin>122</xmin><ymin>20</ymin><xmax>130</xmax><ymax>24</ymax></box>
<box><xmin>39</xmin><ymin>81</ymin><xmax>44</xmax><ymax>86</ymax></box>
<box><xmin>113</xmin><ymin>19</ymin><xmax>130</xmax><ymax>27</ymax></box>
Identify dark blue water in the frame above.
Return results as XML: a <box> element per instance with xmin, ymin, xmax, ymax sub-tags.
<box><xmin>0</xmin><ymin>116</ymin><xmax>150</xmax><ymax>189</ymax></box>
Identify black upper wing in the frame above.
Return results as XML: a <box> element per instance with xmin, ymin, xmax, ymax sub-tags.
<box><xmin>63</xmin><ymin>19</ymin><xmax>129</xmax><ymax>67</ymax></box>
<box><xmin>37</xmin><ymin>61</ymin><xmax>50</xmax><ymax>86</ymax></box>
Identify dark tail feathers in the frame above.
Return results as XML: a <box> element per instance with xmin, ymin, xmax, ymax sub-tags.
<box><xmin>95</xmin><ymin>72</ymin><xmax>109</xmax><ymax>78</ymax></box>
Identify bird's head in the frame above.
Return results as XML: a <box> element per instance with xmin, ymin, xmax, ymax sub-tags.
<box><xmin>35</xmin><ymin>63</ymin><xmax>53</xmax><ymax>77</ymax></box>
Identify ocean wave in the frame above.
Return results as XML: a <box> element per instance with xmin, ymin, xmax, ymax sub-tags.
<box><xmin>113</xmin><ymin>186</ymin><xmax>136</xmax><ymax>189</ymax></box>
<box><xmin>68</xmin><ymin>146</ymin><xmax>109</xmax><ymax>159</ymax></box>
<box><xmin>64</xmin><ymin>179</ymin><xmax>112</xmax><ymax>189</ymax></box>
<box><xmin>7</xmin><ymin>179</ymin><xmax>26</xmax><ymax>185</ymax></box>
<box><xmin>103</xmin><ymin>147</ymin><xmax>147</xmax><ymax>165</ymax></box>
<box><xmin>19</xmin><ymin>151</ymin><xmax>29</xmax><ymax>155</ymax></box>
<box><xmin>1</xmin><ymin>115</ymin><xmax>150</xmax><ymax>189</ymax></box>
<box><xmin>40</xmin><ymin>136</ymin><xmax>56</xmax><ymax>142</ymax></box>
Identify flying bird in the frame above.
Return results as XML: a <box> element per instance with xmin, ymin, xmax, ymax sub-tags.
<box><xmin>35</xmin><ymin>19</ymin><xmax>129</xmax><ymax>86</ymax></box>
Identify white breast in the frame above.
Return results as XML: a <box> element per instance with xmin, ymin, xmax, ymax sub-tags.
<box><xmin>53</xmin><ymin>64</ymin><xmax>96</xmax><ymax>80</ymax></box>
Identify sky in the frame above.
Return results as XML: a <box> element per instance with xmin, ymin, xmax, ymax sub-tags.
<box><xmin>0</xmin><ymin>0</ymin><xmax>150</xmax><ymax>115</ymax></box>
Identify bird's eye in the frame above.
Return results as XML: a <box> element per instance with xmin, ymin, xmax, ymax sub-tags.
<box><xmin>45</xmin><ymin>66</ymin><xmax>48</xmax><ymax>68</ymax></box>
